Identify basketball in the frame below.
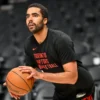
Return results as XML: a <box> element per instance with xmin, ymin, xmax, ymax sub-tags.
<box><xmin>6</xmin><ymin>67</ymin><xmax>35</xmax><ymax>96</ymax></box>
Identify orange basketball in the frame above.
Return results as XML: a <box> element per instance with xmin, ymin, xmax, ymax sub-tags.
<box><xmin>6</xmin><ymin>67</ymin><xmax>35</xmax><ymax>96</ymax></box>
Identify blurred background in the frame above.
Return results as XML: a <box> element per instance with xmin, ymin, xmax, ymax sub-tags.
<box><xmin>0</xmin><ymin>0</ymin><xmax>100</xmax><ymax>100</ymax></box>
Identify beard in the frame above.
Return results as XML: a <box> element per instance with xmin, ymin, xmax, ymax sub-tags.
<box><xmin>28</xmin><ymin>20</ymin><xmax>44</xmax><ymax>34</ymax></box>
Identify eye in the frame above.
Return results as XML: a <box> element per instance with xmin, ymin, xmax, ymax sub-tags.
<box><xmin>26</xmin><ymin>14</ymin><xmax>29</xmax><ymax>19</ymax></box>
<box><xmin>32</xmin><ymin>13</ymin><xmax>39</xmax><ymax>17</ymax></box>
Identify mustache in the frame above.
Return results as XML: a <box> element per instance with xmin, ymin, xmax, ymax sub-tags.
<box><xmin>28</xmin><ymin>21</ymin><xmax>36</xmax><ymax>26</ymax></box>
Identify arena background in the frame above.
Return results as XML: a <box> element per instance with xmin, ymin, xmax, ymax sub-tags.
<box><xmin>0</xmin><ymin>0</ymin><xmax>100</xmax><ymax>100</ymax></box>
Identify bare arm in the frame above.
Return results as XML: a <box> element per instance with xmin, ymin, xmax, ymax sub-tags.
<box><xmin>19</xmin><ymin>61</ymin><xmax>78</xmax><ymax>84</ymax></box>
<box><xmin>39</xmin><ymin>61</ymin><xmax>78</xmax><ymax>84</ymax></box>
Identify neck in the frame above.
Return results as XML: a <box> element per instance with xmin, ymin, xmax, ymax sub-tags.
<box><xmin>33</xmin><ymin>25</ymin><xmax>48</xmax><ymax>44</ymax></box>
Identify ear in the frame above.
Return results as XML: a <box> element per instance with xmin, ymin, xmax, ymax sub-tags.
<box><xmin>43</xmin><ymin>18</ymin><xmax>48</xmax><ymax>25</ymax></box>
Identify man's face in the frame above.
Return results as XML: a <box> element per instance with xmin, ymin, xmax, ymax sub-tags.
<box><xmin>26</xmin><ymin>7</ymin><xmax>45</xmax><ymax>33</ymax></box>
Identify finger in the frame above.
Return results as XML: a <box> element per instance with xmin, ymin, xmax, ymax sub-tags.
<box><xmin>19</xmin><ymin>66</ymin><xmax>25</xmax><ymax>68</ymax></box>
<box><xmin>18</xmin><ymin>66</ymin><xmax>25</xmax><ymax>70</ymax></box>
<box><xmin>19</xmin><ymin>66</ymin><xmax>30</xmax><ymax>68</ymax></box>
<box><xmin>21</xmin><ymin>69</ymin><xmax>31</xmax><ymax>73</ymax></box>
<box><xmin>9</xmin><ymin>92</ymin><xmax>14</xmax><ymax>98</ymax></box>
<box><xmin>15</xmin><ymin>97</ymin><xmax>18</xmax><ymax>100</ymax></box>
<box><xmin>10</xmin><ymin>92</ymin><xmax>20</xmax><ymax>99</ymax></box>
<box><xmin>27</xmin><ymin>73</ymin><xmax>35</xmax><ymax>79</ymax></box>
<box><xmin>17</xmin><ymin>96</ymin><xmax>20</xmax><ymax>99</ymax></box>
<box><xmin>20</xmin><ymin>67</ymin><xmax>33</xmax><ymax>72</ymax></box>
<box><xmin>18</xmin><ymin>66</ymin><xmax>26</xmax><ymax>70</ymax></box>
<box><xmin>14</xmin><ymin>95</ymin><xmax>20</xmax><ymax>100</ymax></box>
<box><xmin>3</xmin><ymin>82</ymin><xmax>6</xmax><ymax>86</ymax></box>
<box><xmin>15</xmin><ymin>96</ymin><xmax>20</xmax><ymax>100</ymax></box>
<box><xmin>19</xmin><ymin>67</ymin><xmax>30</xmax><ymax>71</ymax></box>
<box><xmin>10</xmin><ymin>92</ymin><xmax>17</xmax><ymax>98</ymax></box>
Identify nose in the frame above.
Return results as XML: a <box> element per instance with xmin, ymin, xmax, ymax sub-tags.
<box><xmin>29</xmin><ymin>20</ymin><xmax>33</xmax><ymax>23</ymax></box>
<box><xmin>28</xmin><ymin>15</ymin><xmax>33</xmax><ymax>22</ymax></box>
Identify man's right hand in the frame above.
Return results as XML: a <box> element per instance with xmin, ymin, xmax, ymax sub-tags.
<box><xmin>3</xmin><ymin>82</ymin><xmax>20</xmax><ymax>100</ymax></box>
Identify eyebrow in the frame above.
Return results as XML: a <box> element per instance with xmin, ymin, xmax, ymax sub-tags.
<box><xmin>26</xmin><ymin>13</ymin><xmax>39</xmax><ymax>16</ymax></box>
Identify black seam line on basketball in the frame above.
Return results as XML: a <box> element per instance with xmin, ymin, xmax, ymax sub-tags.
<box><xmin>12</xmin><ymin>71</ymin><xmax>31</xmax><ymax>90</ymax></box>
<box><xmin>6</xmin><ymin>78</ymin><xmax>28</xmax><ymax>92</ymax></box>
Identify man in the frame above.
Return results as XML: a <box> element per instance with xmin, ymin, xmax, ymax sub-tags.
<box><xmin>4</xmin><ymin>3</ymin><xmax>94</xmax><ymax>100</ymax></box>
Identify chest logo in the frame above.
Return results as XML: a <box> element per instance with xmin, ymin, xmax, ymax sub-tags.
<box><xmin>33</xmin><ymin>52</ymin><xmax>58</xmax><ymax>70</ymax></box>
<box><xmin>32</xmin><ymin>48</ymin><xmax>37</xmax><ymax>51</ymax></box>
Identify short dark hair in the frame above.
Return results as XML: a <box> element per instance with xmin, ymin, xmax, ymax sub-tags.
<box><xmin>27</xmin><ymin>3</ymin><xmax>48</xmax><ymax>19</ymax></box>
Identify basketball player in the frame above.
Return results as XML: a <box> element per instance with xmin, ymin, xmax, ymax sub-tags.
<box><xmin>4</xmin><ymin>3</ymin><xmax>95</xmax><ymax>100</ymax></box>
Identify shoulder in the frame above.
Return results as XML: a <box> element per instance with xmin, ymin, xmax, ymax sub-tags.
<box><xmin>24</xmin><ymin>35</ymin><xmax>33</xmax><ymax>50</ymax></box>
<box><xmin>49</xmin><ymin>28</ymin><xmax>73</xmax><ymax>45</ymax></box>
